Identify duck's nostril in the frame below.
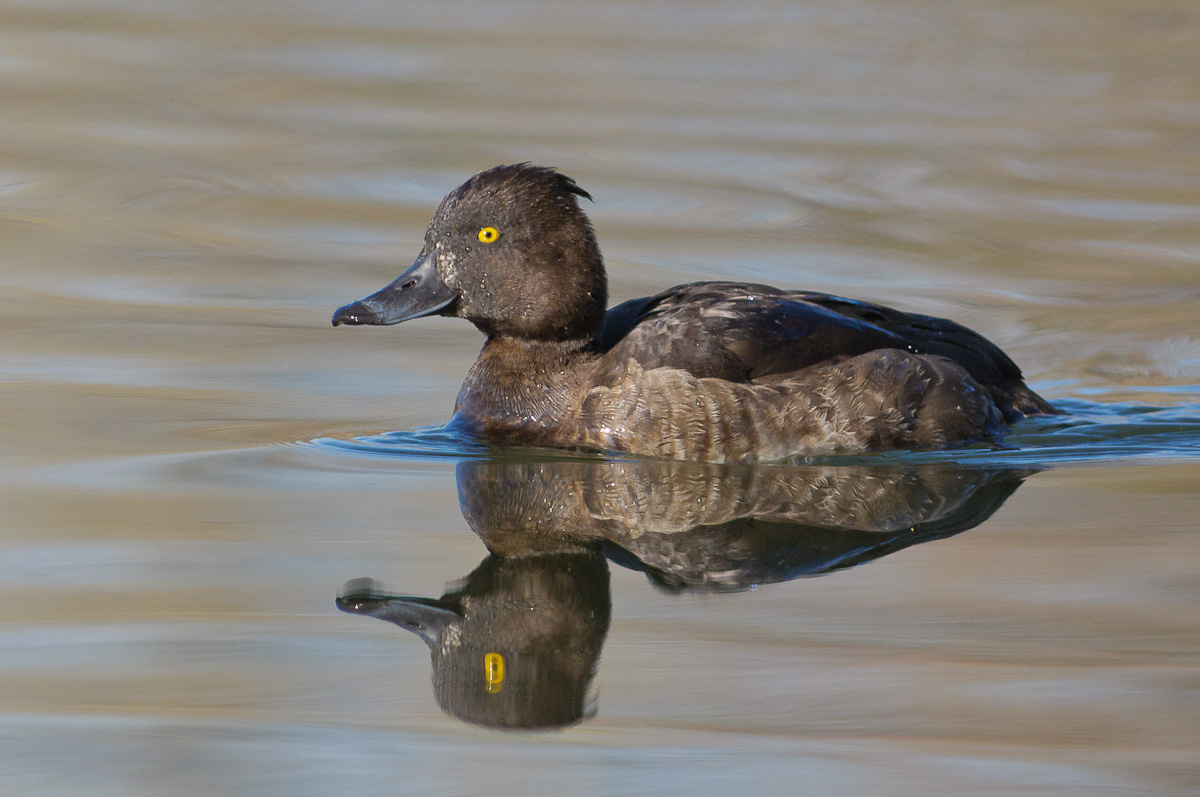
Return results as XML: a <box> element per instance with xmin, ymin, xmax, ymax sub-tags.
<box><xmin>399</xmin><ymin>279</ymin><xmax>417</xmax><ymax>290</ymax></box>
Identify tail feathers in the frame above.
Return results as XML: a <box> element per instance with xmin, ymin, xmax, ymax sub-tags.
<box><xmin>996</xmin><ymin>381</ymin><xmax>1058</xmax><ymax>421</ymax></box>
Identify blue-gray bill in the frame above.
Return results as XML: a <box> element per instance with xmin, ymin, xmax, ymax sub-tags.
<box><xmin>332</xmin><ymin>250</ymin><xmax>457</xmax><ymax>327</ymax></box>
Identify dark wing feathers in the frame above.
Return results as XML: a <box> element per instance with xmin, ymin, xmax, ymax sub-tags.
<box><xmin>794</xmin><ymin>292</ymin><xmax>1024</xmax><ymax>386</ymax></box>
<box><xmin>596</xmin><ymin>281</ymin><xmax>1024</xmax><ymax>390</ymax></box>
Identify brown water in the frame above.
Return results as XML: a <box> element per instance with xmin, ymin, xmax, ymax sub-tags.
<box><xmin>2</xmin><ymin>1</ymin><xmax>1199</xmax><ymax>794</ymax></box>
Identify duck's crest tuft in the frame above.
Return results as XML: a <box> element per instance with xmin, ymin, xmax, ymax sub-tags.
<box><xmin>465</xmin><ymin>163</ymin><xmax>593</xmax><ymax>204</ymax></box>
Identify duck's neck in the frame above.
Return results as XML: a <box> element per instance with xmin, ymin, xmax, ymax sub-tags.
<box><xmin>452</xmin><ymin>336</ymin><xmax>598</xmax><ymax>442</ymax></box>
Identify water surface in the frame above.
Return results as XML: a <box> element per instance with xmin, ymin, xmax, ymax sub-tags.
<box><xmin>1</xmin><ymin>1</ymin><xmax>1199</xmax><ymax>794</ymax></box>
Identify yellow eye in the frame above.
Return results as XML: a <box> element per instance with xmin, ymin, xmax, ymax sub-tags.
<box><xmin>484</xmin><ymin>652</ymin><xmax>505</xmax><ymax>693</ymax></box>
<box><xmin>477</xmin><ymin>226</ymin><xmax>500</xmax><ymax>243</ymax></box>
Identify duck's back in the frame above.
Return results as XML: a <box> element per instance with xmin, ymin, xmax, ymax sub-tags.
<box><xmin>595</xmin><ymin>282</ymin><xmax>1053</xmax><ymax>421</ymax></box>
<box><xmin>568</xmin><ymin>282</ymin><xmax>1053</xmax><ymax>461</ymax></box>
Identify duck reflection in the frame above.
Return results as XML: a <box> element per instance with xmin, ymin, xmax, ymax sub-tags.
<box><xmin>338</xmin><ymin>459</ymin><xmax>1030</xmax><ymax>729</ymax></box>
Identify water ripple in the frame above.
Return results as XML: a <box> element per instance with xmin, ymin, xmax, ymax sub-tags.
<box><xmin>312</xmin><ymin>426</ymin><xmax>490</xmax><ymax>460</ymax></box>
<box><xmin>306</xmin><ymin>397</ymin><xmax>1200</xmax><ymax>468</ymax></box>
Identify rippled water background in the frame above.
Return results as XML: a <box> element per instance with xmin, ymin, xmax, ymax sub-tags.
<box><xmin>2</xmin><ymin>1</ymin><xmax>1199</xmax><ymax>794</ymax></box>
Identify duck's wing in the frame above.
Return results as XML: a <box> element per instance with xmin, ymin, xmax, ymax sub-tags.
<box><xmin>596</xmin><ymin>282</ymin><xmax>904</xmax><ymax>383</ymax></box>
<box><xmin>596</xmin><ymin>281</ymin><xmax>1031</xmax><ymax>393</ymax></box>
<box><xmin>790</xmin><ymin>292</ymin><xmax>1026</xmax><ymax>387</ymax></box>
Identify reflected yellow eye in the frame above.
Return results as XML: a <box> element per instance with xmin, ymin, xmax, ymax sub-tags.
<box><xmin>484</xmin><ymin>652</ymin><xmax>505</xmax><ymax>693</ymax></box>
<box><xmin>477</xmin><ymin>226</ymin><xmax>500</xmax><ymax>243</ymax></box>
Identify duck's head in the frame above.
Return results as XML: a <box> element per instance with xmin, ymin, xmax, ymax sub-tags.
<box><xmin>333</xmin><ymin>164</ymin><xmax>607</xmax><ymax>342</ymax></box>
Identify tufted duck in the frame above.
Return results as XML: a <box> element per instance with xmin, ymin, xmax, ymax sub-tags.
<box><xmin>333</xmin><ymin>164</ymin><xmax>1054</xmax><ymax>462</ymax></box>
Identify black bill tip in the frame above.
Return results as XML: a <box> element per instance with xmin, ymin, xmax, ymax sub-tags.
<box><xmin>332</xmin><ymin>301</ymin><xmax>376</xmax><ymax>326</ymax></box>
